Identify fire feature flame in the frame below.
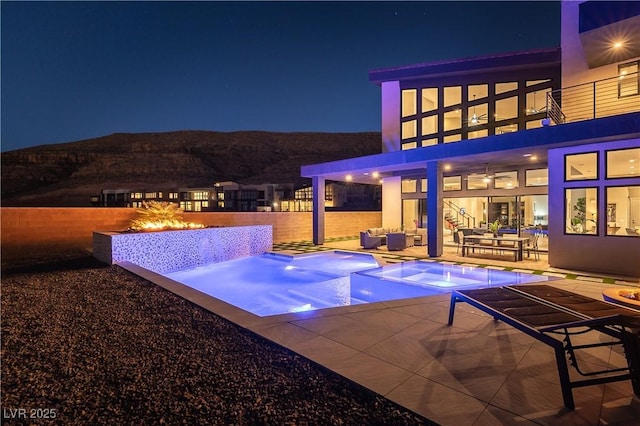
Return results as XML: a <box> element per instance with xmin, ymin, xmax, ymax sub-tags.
<box><xmin>128</xmin><ymin>201</ymin><xmax>205</xmax><ymax>232</ymax></box>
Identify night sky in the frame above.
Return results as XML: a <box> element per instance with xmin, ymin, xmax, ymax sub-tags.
<box><xmin>1</xmin><ymin>1</ymin><xmax>560</xmax><ymax>152</ymax></box>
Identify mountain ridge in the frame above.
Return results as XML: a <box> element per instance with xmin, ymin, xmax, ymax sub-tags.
<box><xmin>1</xmin><ymin>130</ymin><xmax>382</xmax><ymax>206</ymax></box>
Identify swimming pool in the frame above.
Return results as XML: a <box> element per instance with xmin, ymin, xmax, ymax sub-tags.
<box><xmin>164</xmin><ymin>251</ymin><xmax>553</xmax><ymax>317</ymax></box>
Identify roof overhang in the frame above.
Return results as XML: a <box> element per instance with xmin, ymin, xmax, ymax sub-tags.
<box><xmin>579</xmin><ymin>1</ymin><xmax>640</xmax><ymax>68</ymax></box>
<box><xmin>301</xmin><ymin>112</ymin><xmax>640</xmax><ymax>184</ymax></box>
<box><xmin>368</xmin><ymin>48</ymin><xmax>561</xmax><ymax>85</ymax></box>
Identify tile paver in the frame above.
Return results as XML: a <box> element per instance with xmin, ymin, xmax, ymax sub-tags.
<box><xmin>124</xmin><ymin>237</ymin><xmax>640</xmax><ymax>424</ymax></box>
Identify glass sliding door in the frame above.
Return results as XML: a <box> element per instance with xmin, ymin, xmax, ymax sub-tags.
<box><xmin>402</xmin><ymin>198</ymin><xmax>427</xmax><ymax>229</ymax></box>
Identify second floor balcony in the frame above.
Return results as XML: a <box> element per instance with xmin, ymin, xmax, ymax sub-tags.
<box><xmin>547</xmin><ymin>71</ymin><xmax>640</xmax><ymax>125</ymax></box>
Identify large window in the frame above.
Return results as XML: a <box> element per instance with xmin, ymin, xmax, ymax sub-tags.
<box><xmin>526</xmin><ymin>90</ymin><xmax>550</xmax><ymax>115</ymax></box>
<box><xmin>191</xmin><ymin>191</ymin><xmax>209</xmax><ymax>200</ymax></box>
<box><xmin>421</xmin><ymin>115</ymin><xmax>438</xmax><ymax>135</ymax></box>
<box><xmin>468</xmin><ymin>129</ymin><xmax>488</xmax><ymax>140</ymax></box>
<box><xmin>467</xmin><ymin>103</ymin><xmax>488</xmax><ymax>127</ymax></box>
<box><xmin>398</xmin><ymin>72</ymin><xmax>557</xmax><ymax>148</ymax></box>
<box><xmin>402</xmin><ymin>120</ymin><xmax>417</xmax><ymax>139</ymax></box>
<box><xmin>401</xmin><ymin>179</ymin><xmax>417</xmax><ymax>193</ymax></box>
<box><xmin>443</xmin><ymin>110</ymin><xmax>461</xmax><ymax>131</ymax></box>
<box><xmin>565</xmin><ymin>152</ymin><xmax>598</xmax><ymax>181</ymax></box>
<box><xmin>443</xmin><ymin>176</ymin><xmax>462</xmax><ymax>191</ymax></box>
<box><xmin>607</xmin><ymin>147</ymin><xmax>640</xmax><ymax>178</ymax></box>
<box><xmin>526</xmin><ymin>168</ymin><xmax>548</xmax><ymax>186</ymax></box>
<box><xmin>467</xmin><ymin>175</ymin><xmax>488</xmax><ymax>190</ymax></box>
<box><xmin>618</xmin><ymin>61</ymin><xmax>639</xmax><ymax>98</ymax></box>
<box><xmin>565</xmin><ymin>188</ymin><xmax>598</xmax><ymax>235</ymax></box>
<box><xmin>606</xmin><ymin>186</ymin><xmax>640</xmax><ymax>237</ymax></box>
<box><xmin>444</xmin><ymin>86</ymin><xmax>461</xmax><ymax>107</ymax></box>
<box><xmin>495</xmin><ymin>97</ymin><xmax>517</xmax><ymax>121</ymax></box>
<box><xmin>468</xmin><ymin>84</ymin><xmax>488</xmax><ymax>100</ymax></box>
<box><xmin>495</xmin><ymin>82</ymin><xmax>517</xmax><ymax>94</ymax></box>
<box><xmin>494</xmin><ymin>171</ymin><xmax>518</xmax><ymax>189</ymax></box>
<box><xmin>421</xmin><ymin>88</ymin><xmax>437</xmax><ymax>112</ymax></box>
<box><xmin>402</xmin><ymin>89</ymin><xmax>417</xmax><ymax>117</ymax></box>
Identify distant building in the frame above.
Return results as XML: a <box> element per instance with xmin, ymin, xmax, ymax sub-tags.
<box><xmin>93</xmin><ymin>180</ymin><xmax>380</xmax><ymax>212</ymax></box>
<box><xmin>93</xmin><ymin>188</ymin><xmax>172</xmax><ymax>208</ymax></box>
<box><xmin>280</xmin><ymin>182</ymin><xmax>381</xmax><ymax>212</ymax></box>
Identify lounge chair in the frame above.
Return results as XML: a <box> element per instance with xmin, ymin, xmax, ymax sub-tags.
<box><xmin>360</xmin><ymin>231</ymin><xmax>382</xmax><ymax>249</ymax></box>
<box><xmin>386</xmin><ymin>232</ymin><xmax>407</xmax><ymax>251</ymax></box>
<box><xmin>407</xmin><ymin>227</ymin><xmax>427</xmax><ymax>246</ymax></box>
<box><xmin>448</xmin><ymin>284</ymin><xmax>640</xmax><ymax>410</ymax></box>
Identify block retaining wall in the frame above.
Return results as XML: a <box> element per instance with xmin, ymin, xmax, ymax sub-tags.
<box><xmin>1</xmin><ymin>208</ymin><xmax>381</xmax><ymax>261</ymax></box>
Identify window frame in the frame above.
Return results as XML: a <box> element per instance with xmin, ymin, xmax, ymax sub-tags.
<box><xmin>525</xmin><ymin>168</ymin><xmax>549</xmax><ymax>187</ymax></box>
<box><xmin>605</xmin><ymin>147</ymin><xmax>640</xmax><ymax>179</ymax></box>
<box><xmin>564</xmin><ymin>151</ymin><xmax>599</xmax><ymax>182</ymax></box>
<box><xmin>564</xmin><ymin>187</ymin><xmax>599</xmax><ymax>236</ymax></box>
<box><xmin>494</xmin><ymin>171</ymin><xmax>519</xmax><ymax>189</ymax></box>
<box><xmin>443</xmin><ymin>175</ymin><xmax>462</xmax><ymax>192</ymax></box>
<box><xmin>605</xmin><ymin>184</ymin><xmax>640</xmax><ymax>237</ymax></box>
<box><xmin>618</xmin><ymin>61</ymin><xmax>639</xmax><ymax>98</ymax></box>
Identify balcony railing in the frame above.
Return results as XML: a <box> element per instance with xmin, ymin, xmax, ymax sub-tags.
<box><xmin>546</xmin><ymin>72</ymin><xmax>639</xmax><ymax>125</ymax></box>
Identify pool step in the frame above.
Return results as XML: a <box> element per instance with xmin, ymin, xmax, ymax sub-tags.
<box><xmin>286</xmin><ymin>289</ymin><xmax>341</xmax><ymax>308</ymax></box>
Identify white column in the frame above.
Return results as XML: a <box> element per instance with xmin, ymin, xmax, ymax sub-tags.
<box><xmin>382</xmin><ymin>176</ymin><xmax>402</xmax><ymax>229</ymax></box>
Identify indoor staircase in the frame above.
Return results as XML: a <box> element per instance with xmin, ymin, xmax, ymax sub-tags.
<box><xmin>444</xmin><ymin>200</ymin><xmax>476</xmax><ymax>231</ymax></box>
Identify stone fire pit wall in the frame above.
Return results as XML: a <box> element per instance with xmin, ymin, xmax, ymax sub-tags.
<box><xmin>93</xmin><ymin>225</ymin><xmax>272</xmax><ymax>274</ymax></box>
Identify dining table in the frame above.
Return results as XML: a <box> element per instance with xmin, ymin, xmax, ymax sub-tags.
<box><xmin>462</xmin><ymin>234</ymin><xmax>531</xmax><ymax>261</ymax></box>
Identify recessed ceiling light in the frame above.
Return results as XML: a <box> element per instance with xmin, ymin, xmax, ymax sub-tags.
<box><xmin>444</xmin><ymin>164</ymin><xmax>452</xmax><ymax>171</ymax></box>
<box><xmin>345</xmin><ymin>174</ymin><xmax>353</xmax><ymax>181</ymax></box>
<box><xmin>372</xmin><ymin>171</ymin><xmax>380</xmax><ymax>178</ymax></box>
<box><xmin>530</xmin><ymin>155</ymin><xmax>538</xmax><ymax>161</ymax></box>
<box><xmin>613</xmin><ymin>41</ymin><xmax>624</xmax><ymax>49</ymax></box>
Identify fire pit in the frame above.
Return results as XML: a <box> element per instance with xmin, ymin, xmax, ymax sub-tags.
<box><xmin>602</xmin><ymin>288</ymin><xmax>640</xmax><ymax>310</ymax></box>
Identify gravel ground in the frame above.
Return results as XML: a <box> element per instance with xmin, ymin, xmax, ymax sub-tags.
<box><xmin>1</xmin><ymin>251</ymin><xmax>436</xmax><ymax>425</ymax></box>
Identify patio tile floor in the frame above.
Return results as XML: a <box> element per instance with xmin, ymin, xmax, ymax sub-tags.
<box><xmin>124</xmin><ymin>237</ymin><xmax>640</xmax><ymax>425</ymax></box>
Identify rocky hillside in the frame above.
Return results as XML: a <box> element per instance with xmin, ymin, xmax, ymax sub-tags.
<box><xmin>1</xmin><ymin>130</ymin><xmax>381</xmax><ymax>206</ymax></box>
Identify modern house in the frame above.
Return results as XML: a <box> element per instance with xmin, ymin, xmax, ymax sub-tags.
<box><xmin>302</xmin><ymin>0</ymin><xmax>640</xmax><ymax>277</ymax></box>
<box><xmin>94</xmin><ymin>180</ymin><xmax>380</xmax><ymax>212</ymax></box>
<box><xmin>94</xmin><ymin>183</ymin><xmax>294</xmax><ymax>212</ymax></box>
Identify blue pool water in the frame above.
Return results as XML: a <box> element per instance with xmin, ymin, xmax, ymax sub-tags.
<box><xmin>165</xmin><ymin>251</ymin><xmax>552</xmax><ymax>317</ymax></box>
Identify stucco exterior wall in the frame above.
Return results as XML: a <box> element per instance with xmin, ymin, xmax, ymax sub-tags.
<box><xmin>561</xmin><ymin>1</ymin><xmax>640</xmax><ymax>86</ymax></box>
<box><xmin>1</xmin><ymin>208</ymin><xmax>381</xmax><ymax>261</ymax></box>
<box><xmin>548</xmin><ymin>138</ymin><xmax>640</xmax><ymax>278</ymax></box>
<box><xmin>381</xmin><ymin>81</ymin><xmax>401</xmax><ymax>153</ymax></box>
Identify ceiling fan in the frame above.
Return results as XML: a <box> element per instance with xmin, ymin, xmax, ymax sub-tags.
<box><xmin>464</xmin><ymin>163</ymin><xmax>510</xmax><ymax>182</ymax></box>
<box><xmin>527</xmin><ymin>91</ymin><xmax>547</xmax><ymax>114</ymax></box>
<box><xmin>467</xmin><ymin>95</ymin><xmax>488</xmax><ymax>126</ymax></box>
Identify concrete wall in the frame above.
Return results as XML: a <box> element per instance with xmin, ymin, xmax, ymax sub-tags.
<box><xmin>1</xmin><ymin>208</ymin><xmax>381</xmax><ymax>261</ymax></box>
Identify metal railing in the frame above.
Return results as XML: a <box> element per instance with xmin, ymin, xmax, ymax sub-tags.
<box><xmin>546</xmin><ymin>71</ymin><xmax>639</xmax><ymax>125</ymax></box>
